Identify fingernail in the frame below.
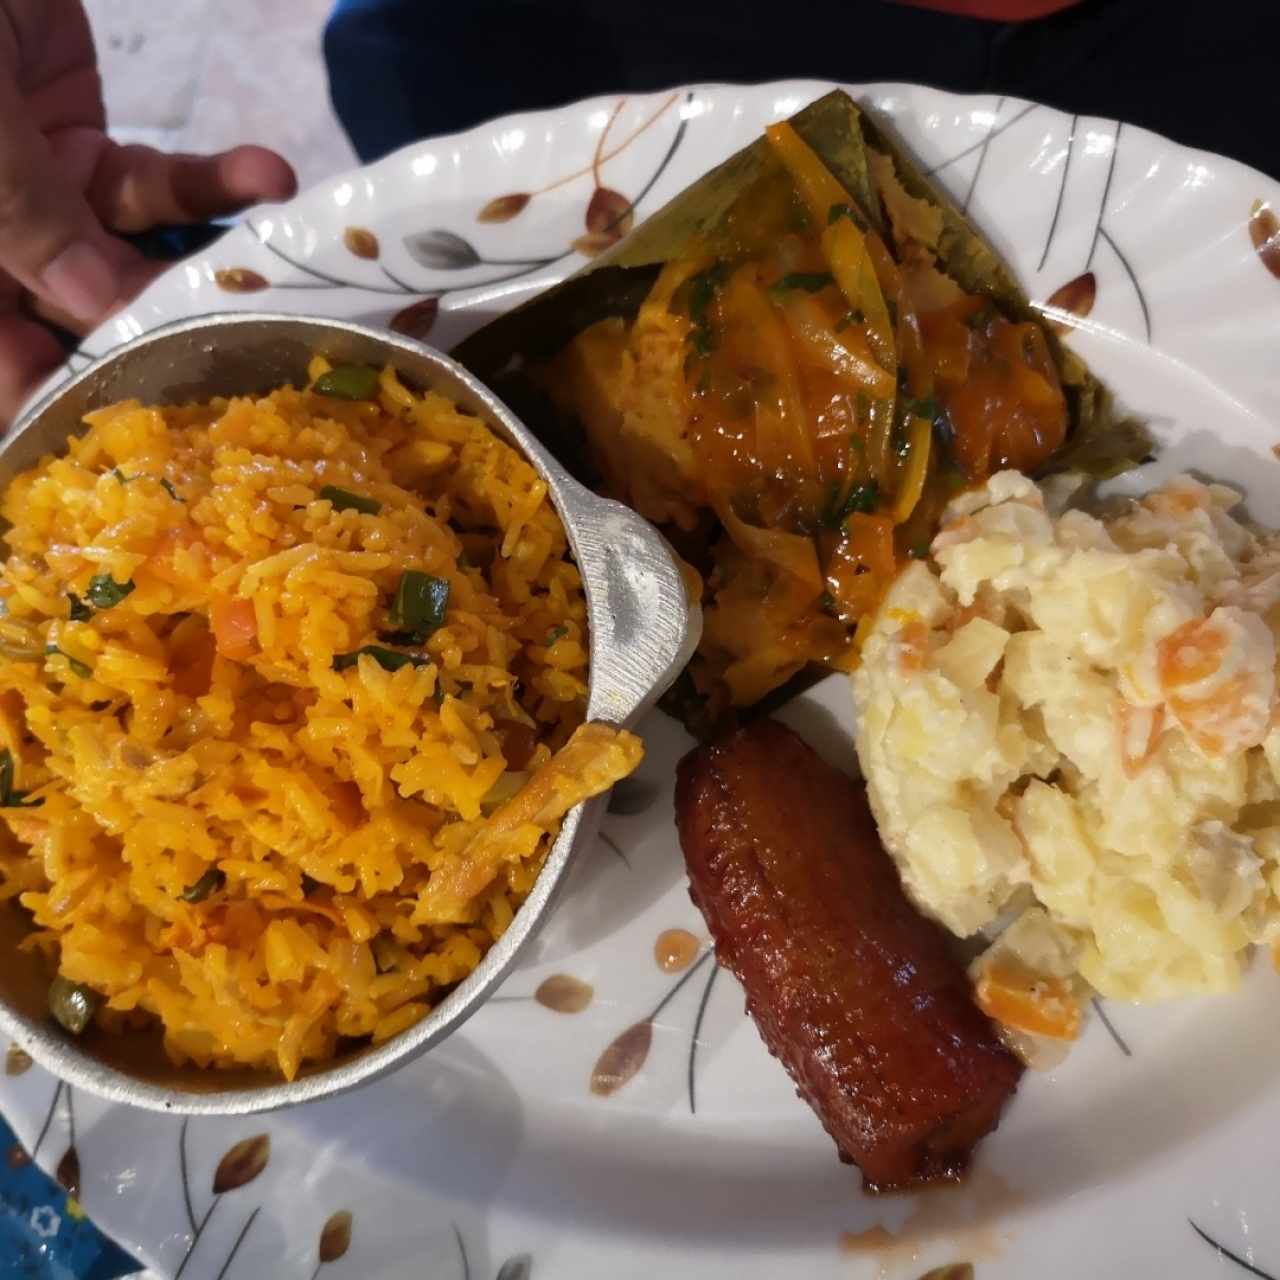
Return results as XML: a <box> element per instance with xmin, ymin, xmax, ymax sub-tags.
<box><xmin>42</xmin><ymin>241</ymin><xmax>120</xmax><ymax>322</ymax></box>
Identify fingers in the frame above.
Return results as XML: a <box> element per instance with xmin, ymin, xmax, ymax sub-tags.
<box><xmin>24</xmin><ymin>250</ymin><xmax>166</xmax><ymax>338</ymax></box>
<box><xmin>2</xmin><ymin>252</ymin><xmax>166</xmax><ymax>428</ymax></box>
<box><xmin>87</xmin><ymin>144</ymin><xmax>298</xmax><ymax>234</ymax></box>
<box><xmin>24</xmin><ymin>65</ymin><xmax>105</xmax><ymax>135</ymax></box>
<box><xmin>0</xmin><ymin>308</ymin><xmax>66</xmax><ymax>430</ymax></box>
<box><xmin>0</xmin><ymin>77</ymin><xmax>126</xmax><ymax>324</ymax></box>
<box><xmin>1</xmin><ymin>244</ymin><xmax>167</xmax><ymax>430</ymax></box>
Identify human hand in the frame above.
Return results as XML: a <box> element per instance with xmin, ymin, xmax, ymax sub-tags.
<box><xmin>0</xmin><ymin>0</ymin><xmax>297</xmax><ymax>423</ymax></box>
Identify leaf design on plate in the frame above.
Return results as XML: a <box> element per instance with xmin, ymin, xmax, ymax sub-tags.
<box><xmin>1189</xmin><ymin>1220</ymin><xmax>1278</xmax><ymax>1280</ymax></box>
<box><xmin>535</xmin><ymin>974</ymin><xmax>594</xmax><ymax>1014</ymax></box>
<box><xmin>343</xmin><ymin>227</ymin><xmax>380</xmax><ymax>260</ymax></box>
<box><xmin>7</xmin><ymin>1143</ymin><xmax>30</xmax><ymax>1169</ymax></box>
<box><xmin>212</xmin><ymin>1133</ymin><xmax>270</xmax><ymax>1194</ymax></box>
<box><xmin>496</xmin><ymin>1253</ymin><xmax>533</xmax><ymax>1280</ymax></box>
<box><xmin>570</xmin><ymin>231</ymin><xmax>621</xmax><ymax>259</ymax></box>
<box><xmin>214</xmin><ymin>267</ymin><xmax>270</xmax><ymax>293</ymax></box>
<box><xmin>389</xmin><ymin>296</ymin><xmax>440</xmax><ymax>339</ymax></box>
<box><xmin>1249</xmin><ymin>199</ymin><xmax>1280</xmax><ymax>278</ymax></box>
<box><xmin>404</xmin><ymin>230</ymin><xmax>481</xmax><ymax>271</ymax></box>
<box><xmin>585</xmin><ymin>187</ymin><xmax>634</xmax><ymax>238</ymax></box>
<box><xmin>607</xmin><ymin>778</ymin><xmax>659</xmax><ymax>815</ymax></box>
<box><xmin>918</xmin><ymin>1267</ymin><xmax>974</xmax><ymax>1280</ymax></box>
<box><xmin>318</xmin><ymin>1209</ymin><xmax>353</xmax><ymax>1263</ymax></box>
<box><xmin>590</xmin><ymin>1019</ymin><xmax>652</xmax><ymax>1096</ymax></box>
<box><xmin>5</xmin><ymin>1043</ymin><xmax>32</xmax><ymax>1076</ymax></box>
<box><xmin>56</xmin><ymin>1145</ymin><xmax>80</xmax><ymax>1197</ymax></box>
<box><xmin>1042</xmin><ymin>270</ymin><xmax>1096</xmax><ymax>333</ymax></box>
<box><xmin>478</xmin><ymin>193</ymin><xmax>532</xmax><ymax>223</ymax></box>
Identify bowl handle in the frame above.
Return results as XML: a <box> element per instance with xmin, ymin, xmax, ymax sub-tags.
<box><xmin>575</xmin><ymin>492</ymin><xmax>702</xmax><ymax>728</ymax></box>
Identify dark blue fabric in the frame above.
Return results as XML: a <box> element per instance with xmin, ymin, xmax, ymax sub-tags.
<box><xmin>323</xmin><ymin>0</ymin><xmax>1280</xmax><ymax>178</ymax></box>
<box><xmin>0</xmin><ymin>1113</ymin><xmax>140</xmax><ymax>1279</ymax></box>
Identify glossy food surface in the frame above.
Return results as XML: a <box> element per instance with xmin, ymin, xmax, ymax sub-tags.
<box><xmin>676</xmin><ymin>717</ymin><xmax>1023</xmax><ymax>1190</ymax></box>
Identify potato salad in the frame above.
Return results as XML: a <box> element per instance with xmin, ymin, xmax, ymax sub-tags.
<box><xmin>853</xmin><ymin>471</ymin><xmax>1280</xmax><ymax>1045</ymax></box>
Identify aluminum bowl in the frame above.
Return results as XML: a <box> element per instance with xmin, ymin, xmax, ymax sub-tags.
<box><xmin>0</xmin><ymin>312</ymin><xmax>699</xmax><ymax>1114</ymax></box>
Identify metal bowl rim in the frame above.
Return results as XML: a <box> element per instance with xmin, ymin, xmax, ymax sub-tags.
<box><xmin>0</xmin><ymin>311</ymin><xmax>697</xmax><ymax>1113</ymax></box>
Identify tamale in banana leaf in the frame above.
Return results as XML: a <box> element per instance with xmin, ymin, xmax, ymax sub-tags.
<box><xmin>455</xmin><ymin>91</ymin><xmax>888</xmax><ymax>482</ymax></box>
<box><xmin>454</xmin><ymin>89</ymin><xmax>1151</xmax><ymax>737</ymax></box>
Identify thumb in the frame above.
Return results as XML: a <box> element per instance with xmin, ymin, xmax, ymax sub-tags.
<box><xmin>0</xmin><ymin>76</ymin><xmax>126</xmax><ymax>324</ymax></box>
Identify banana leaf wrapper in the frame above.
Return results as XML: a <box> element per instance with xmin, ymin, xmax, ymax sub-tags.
<box><xmin>453</xmin><ymin>89</ymin><xmax>1152</xmax><ymax>735</ymax></box>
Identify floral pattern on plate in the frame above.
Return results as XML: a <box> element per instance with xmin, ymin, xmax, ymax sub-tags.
<box><xmin>7</xmin><ymin>80</ymin><xmax>1280</xmax><ymax>1280</ymax></box>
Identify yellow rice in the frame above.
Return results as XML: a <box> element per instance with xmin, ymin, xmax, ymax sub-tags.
<box><xmin>0</xmin><ymin>359</ymin><xmax>641</xmax><ymax>1079</ymax></box>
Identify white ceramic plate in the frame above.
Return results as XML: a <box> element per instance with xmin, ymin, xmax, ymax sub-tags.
<box><xmin>6</xmin><ymin>80</ymin><xmax>1280</xmax><ymax>1280</ymax></box>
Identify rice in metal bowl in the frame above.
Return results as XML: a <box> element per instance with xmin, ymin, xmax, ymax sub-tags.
<box><xmin>0</xmin><ymin>358</ymin><xmax>640</xmax><ymax>1079</ymax></box>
